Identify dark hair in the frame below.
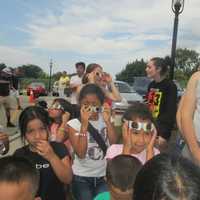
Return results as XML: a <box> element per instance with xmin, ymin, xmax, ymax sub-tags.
<box><xmin>134</xmin><ymin>153</ymin><xmax>200</xmax><ymax>200</ymax></box>
<box><xmin>78</xmin><ymin>83</ymin><xmax>105</xmax><ymax>105</ymax></box>
<box><xmin>35</xmin><ymin>99</ymin><xmax>48</xmax><ymax>109</ymax></box>
<box><xmin>19</xmin><ymin>106</ymin><xmax>51</xmax><ymax>142</ymax></box>
<box><xmin>123</xmin><ymin>102</ymin><xmax>154</xmax><ymax>122</ymax></box>
<box><xmin>52</xmin><ymin>98</ymin><xmax>79</xmax><ymax>119</ymax></box>
<box><xmin>0</xmin><ymin>156</ymin><xmax>39</xmax><ymax>197</ymax></box>
<box><xmin>151</xmin><ymin>56</ymin><xmax>171</xmax><ymax>77</ymax></box>
<box><xmin>107</xmin><ymin>155</ymin><xmax>142</xmax><ymax>192</ymax></box>
<box><xmin>75</xmin><ymin>62</ymin><xmax>86</xmax><ymax>70</ymax></box>
<box><xmin>82</xmin><ymin>63</ymin><xmax>102</xmax><ymax>84</ymax></box>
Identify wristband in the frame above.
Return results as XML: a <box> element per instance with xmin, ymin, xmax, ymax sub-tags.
<box><xmin>75</xmin><ymin>132</ymin><xmax>87</xmax><ymax>137</ymax></box>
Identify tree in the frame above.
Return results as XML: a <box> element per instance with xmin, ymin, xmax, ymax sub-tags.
<box><xmin>116</xmin><ymin>59</ymin><xmax>147</xmax><ymax>85</ymax></box>
<box><xmin>175</xmin><ymin>48</ymin><xmax>200</xmax><ymax>78</ymax></box>
<box><xmin>18</xmin><ymin>64</ymin><xmax>47</xmax><ymax>78</ymax></box>
<box><xmin>0</xmin><ymin>63</ymin><xmax>7</xmax><ymax>71</ymax></box>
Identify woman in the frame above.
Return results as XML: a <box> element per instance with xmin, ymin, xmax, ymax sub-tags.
<box><xmin>145</xmin><ymin>57</ymin><xmax>177</xmax><ymax>150</ymax></box>
<box><xmin>177</xmin><ymin>71</ymin><xmax>200</xmax><ymax>165</ymax></box>
<box><xmin>80</xmin><ymin>63</ymin><xmax>122</xmax><ymax>103</ymax></box>
<box><xmin>14</xmin><ymin>106</ymin><xmax>72</xmax><ymax>200</ymax></box>
<box><xmin>67</xmin><ymin>84</ymin><xmax>117</xmax><ymax>200</ymax></box>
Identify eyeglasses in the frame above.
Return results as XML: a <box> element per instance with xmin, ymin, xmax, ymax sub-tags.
<box><xmin>128</xmin><ymin>121</ymin><xmax>155</xmax><ymax>133</ymax></box>
<box><xmin>50</xmin><ymin>103</ymin><xmax>64</xmax><ymax>111</ymax></box>
<box><xmin>84</xmin><ymin>105</ymin><xmax>103</xmax><ymax>113</ymax></box>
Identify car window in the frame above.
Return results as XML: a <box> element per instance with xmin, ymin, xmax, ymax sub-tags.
<box><xmin>117</xmin><ymin>82</ymin><xmax>132</xmax><ymax>93</ymax></box>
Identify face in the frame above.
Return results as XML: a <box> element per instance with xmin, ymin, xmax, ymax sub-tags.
<box><xmin>146</xmin><ymin>60</ymin><xmax>160</xmax><ymax>79</ymax></box>
<box><xmin>80</xmin><ymin>94</ymin><xmax>102</xmax><ymax>120</ymax></box>
<box><xmin>129</xmin><ymin>117</ymin><xmax>154</xmax><ymax>154</ymax></box>
<box><xmin>48</xmin><ymin>102</ymin><xmax>63</xmax><ymax>119</ymax></box>
<box><xmin>25</xmin><ymin>119</ymin><xmax>48</xmax><ymax>152</ymax></box>
<box><xmin>76</xmin><ymin>65</ymin><xmax>85</xmax><ymax>76</ymax></box>
<box><xmin>0</xmin><ymin>181</ymin><xmax>37</xmax><ymax>200</ymax></box>
<box><xmin>93</xmin><ymin>67</ymin><xmax>103</xmax><ymax>84</ymax></box>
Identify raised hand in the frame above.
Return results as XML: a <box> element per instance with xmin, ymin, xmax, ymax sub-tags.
<box><xmin>36</xmin><ymin>140</ymin><xmax>55</xmax><ymax>161</ymax></box>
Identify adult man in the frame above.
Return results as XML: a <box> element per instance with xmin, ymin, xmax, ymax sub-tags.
<box><xmin>70</xmin><ymin>62</ymin><xmax>85</xmax><ymax>104</ymax></box>
<box><xmin>0</xmin><ymin>67</ymin><xmax>17</xmax><ymax>127</ymax></box>
<box><xmin>58</xmin><ymin>71</ymin><xmax>70</xmax><ymax>98</ymax></box>
<box><xmin>0</xmin><ymin>156</ymin><xmax>40</xmax><ymax>200</ymax></box>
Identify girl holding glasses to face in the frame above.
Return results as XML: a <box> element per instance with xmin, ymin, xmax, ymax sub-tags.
<box><xmin>106</xmin><ymin>102</ymin><xmax>159</xmax><ymax>164</ymax></box>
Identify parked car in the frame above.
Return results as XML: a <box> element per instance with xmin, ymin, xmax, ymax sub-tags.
<box><xmin>27</xmin><ymin>82</ymin><xmax>47</xmax><ymax>97</ymax></box>
<box><xmin>132</xmin><ymin>76</ymin><xmax>151</xmax><ymax>96</ymax></box>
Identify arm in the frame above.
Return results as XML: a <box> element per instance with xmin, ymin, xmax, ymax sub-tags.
<box><xmin>49</xmin><ymin>155</ymin><xmax>72</xmax><ymax>184</ymax></box>
<box><xmin>56</xmin><ymin>112</ymin><xmax>71</xmax><ymax>142</ymax></box>
<box><xmin>102</xmin><ymin>103</ymin><xmax>117</xmax><ymax>144</ymax></box>
<box><xmin>176</xmin><ymin>94</ymin><xmax>185</xmax><ymax>134</ymax></box>
<box><xmin>103</xmin><ymin>75</ymin><xmax>122</xmax><ymax>101</ymax></box>
<box><xmin>0</xmin><ymin>132</ymin><xmax>9</xmax><ymax>155</ymax></box>
<box><xmin>36</xmin><ymin>141</ymin><xmax>72</xmax><ymax>184</ymax></box>
<box><xmin>68</xmin><ymin>105</ymin><xmax>91</xmax><ymax>159</ymax></box>
<box><xmin>181</xmin><ymin>72</ymin><xmax>200</xmax><ymax>162</ymax></box>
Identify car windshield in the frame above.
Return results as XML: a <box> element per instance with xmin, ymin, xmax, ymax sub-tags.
<box><xmin>114</xmin><ymin>82</ymin><xmax>134</xmax><ymax>93</ymax></box>
<box><xmin>134</xmin><ymin>77</ymin><xmax>151</xmax><ymax>88</ymax></box>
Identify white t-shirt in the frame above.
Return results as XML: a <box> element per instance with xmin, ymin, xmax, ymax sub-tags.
<box><xmin>106</xmin><ymin>144</ymin><xmax>160</xmax><ymax>165</ymax></box>
<box><xmin>70</xmin><ymin>75</ymin><xmax>82</xmax><ymax>104</ymax></box>
<box><xmin>67</xmin><ymin>115</ymin><xmax>109</xmax><ymax>177</ymax></box>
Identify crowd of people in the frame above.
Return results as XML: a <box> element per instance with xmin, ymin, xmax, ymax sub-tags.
<box><xmin>1</xmin><ymin>59</ymin><xmax>200</xmax><ymax>200</ymax></box>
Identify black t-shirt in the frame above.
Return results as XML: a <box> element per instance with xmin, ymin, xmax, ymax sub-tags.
<box><xmin>146</xmin><ymin>79</ymin><xmax>177</xmax><ymax>139</ymax></box>
<box><xmin>14</xmin><ymin>142</ymin><xmax>69</xmax><ymax>200</ymax></box>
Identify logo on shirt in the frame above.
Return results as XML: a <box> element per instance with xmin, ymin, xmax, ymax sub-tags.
<box><xmin>147</xmin><ymin>89</ymin><xmax>162</xmax><ymax>118</ymax></box>
<box><xmin>36</xmin><ymin>163</ymin><xmax>50</xmax><ymax>169</ymax></box>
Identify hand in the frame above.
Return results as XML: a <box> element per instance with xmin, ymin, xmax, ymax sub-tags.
<box><xmin>62</xmin><ymin>112</ymin><xmax>70</xmax><ymax>124</ymax></box>
<box><xmin>102</xmin><ymin>103</ymin><xmax>111</xmax><ymax>122</ymax></box>
<box><xmin>36</xmin><ymin>140</ymin><xmax>55</xmax><ymax>161</ymax></box>
<box><xmin>0</xmin><ymin>132</ymin><xmax>9</xmax><ymax>142</ymax></box>
<box><xmin>104</xmin><ymin>73</ymin><xmax>112</xmax><ymax>83</ymax></box>
<box><xmin>146</xmin><ymin>128</ymin><xmax>157</xmax><ymax>151</ymax></box>
<box><xmin>80</xmin><ymin>105</ymin><xmax>91</xmax><ymax>125</ymax></box>
<box><xmin>122</xmin><ymin>121</ymin><xmax>132</xmax><ymax>150</ymax></box>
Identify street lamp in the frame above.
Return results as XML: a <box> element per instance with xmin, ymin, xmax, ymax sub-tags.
<box><xmin>170</xmin><ymin>0</ymin><xmax>184</xmax><ymax>80</ymax></box>
<box><xmin>48</xmin><ymin>59</ymin><xmax>53</xmax><ymax>94</ymax></box>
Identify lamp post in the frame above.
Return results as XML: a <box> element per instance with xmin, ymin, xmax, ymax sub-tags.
<box><xmin>170</xmin><ymin>0</ymin><xmax>184</xmax><ymax>80</ymax></box>
<box><xmin>48</xmin><ymin>59</ymin><xmax>53</xmax><ymax>94</ymax></box>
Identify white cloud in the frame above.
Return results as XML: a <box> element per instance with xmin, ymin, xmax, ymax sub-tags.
<box><xmin>1</xmin><ymin>0</ymin><xmax>200</xmax><ymax>76</ymax></box>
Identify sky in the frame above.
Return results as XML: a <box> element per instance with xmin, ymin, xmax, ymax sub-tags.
<box><xmin>0</xmin><ymin>0</ymin><xmax>200</xmax><ymax>77</ymax></box>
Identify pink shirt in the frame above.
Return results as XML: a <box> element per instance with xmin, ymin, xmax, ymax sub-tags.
<box><xmin>105</xmin><ymin>144</ymin><xmax>160</xmax><ymax>165</ymax></box>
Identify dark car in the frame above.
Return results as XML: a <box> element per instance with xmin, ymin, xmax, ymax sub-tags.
<box><xmin>27</xmin><ymin>82</ymin><xmax>47</xmax><ymax>97</ymax></box>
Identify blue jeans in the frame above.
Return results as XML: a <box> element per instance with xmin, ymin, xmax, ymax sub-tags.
<box><xmin>72</xmin><ymin>175</ymin><xmax>108</xmax><ymax>200</ymax></box>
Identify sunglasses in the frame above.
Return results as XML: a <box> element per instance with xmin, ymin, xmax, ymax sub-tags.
<box><xmin>84</xmin><ymin>105</ymin><xmax>103</xmax><ymax>113</ymax></box>
<box><xmin>128</xmin><ymin>121</ymin><xmax>155</xmax><ymax>133</ymax></box>
<box><xmin>50</xmin><ymin>103</ymin><xmax>64</xmax><ymax>111</ymax></box>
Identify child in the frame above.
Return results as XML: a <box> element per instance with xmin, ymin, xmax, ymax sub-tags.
<box><xmin>106</xmin><ymin>102</ymin><xmax>159</xmax><ymax>164</ymax></box>
<box><xmin>14</xmin><ymin>106</ymin><xmax>72</xmax><ymax>200</ymax></box>
<box><xmin>94</xmin><ymin>154</ymin><xmax>142</xmax><ymax>200</ymax></box>
<box><xmin>48</xmin><ymin>98</ymin><xmax>79</xmax><ymax>154</ymax></box>
<box><xmin>67</xmin><ymin>83</ymin><xmax>117</xmax><ymax>200</ymax></box>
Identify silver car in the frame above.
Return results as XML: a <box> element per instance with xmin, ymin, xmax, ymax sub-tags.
<box><xmin>112</xmin><ymin>81</ymin><xmax>143</xmax><ymax>126</ymax></box>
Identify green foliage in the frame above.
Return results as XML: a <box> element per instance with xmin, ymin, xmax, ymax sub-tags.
<box><xmin>116</xmin><ymin>59</ymin><xmax>147</xmax><ymax>85</ymax></box>
<box><xmin>0</xmin><ymin>63</ymin><xmax>7</xmax><ymax>71</ymax></box>
<box><xmin>175</xmin><ymin>48</ymin><xmax>200</xmax><ymax>76</ymax></box>
<box><xmin>18</xmin><ymin>64</ymin><xmax>47</xmax><ymax>79</ymax></box>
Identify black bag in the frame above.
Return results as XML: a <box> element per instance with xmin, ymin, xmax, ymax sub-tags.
<box><xmin>79</xmin><ymin>118</ymin><xmax>107</xmax><ymax>156</ymax></box>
